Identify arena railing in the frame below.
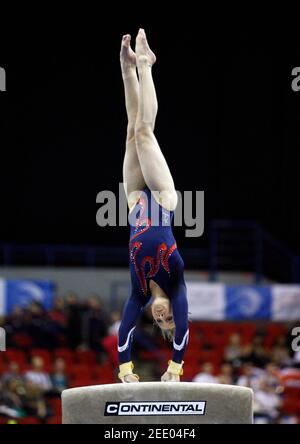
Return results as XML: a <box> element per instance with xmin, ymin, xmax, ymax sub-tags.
<box><xmin>0</xmin><ymin>220</ymin><xmax>299</xmax><ymax>283</ymax></box>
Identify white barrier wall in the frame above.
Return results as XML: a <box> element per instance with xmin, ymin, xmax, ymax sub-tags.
<box><xmin>0</xmin><ymin>267</ymin><xmax>272</xmax><ymax>306</ymax></box>
<box><xmin>0</xmin><ymin>267</ymin><xmax>129</xmax><ymax>304</ymax></box>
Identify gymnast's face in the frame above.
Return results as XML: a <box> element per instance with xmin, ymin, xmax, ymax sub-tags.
<box><xmin>151</xmin><ymin>297</ymin><xmax>175</xmax><ymax>330</ymax></box>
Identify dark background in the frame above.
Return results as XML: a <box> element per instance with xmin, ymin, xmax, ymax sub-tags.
<box><xmin>0</xmin><ymin>13</ymin><xmax>299</xmax><ymax>254</ymax></box>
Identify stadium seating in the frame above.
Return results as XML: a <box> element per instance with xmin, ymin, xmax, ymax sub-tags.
<box><xmin>1</xmin><ymin>320</ymin><xmax>299</xmax><ymax>424</ymax></box>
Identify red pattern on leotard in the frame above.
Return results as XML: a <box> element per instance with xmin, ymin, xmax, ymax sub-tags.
<box><xmin>130</xmin><ymin>240</ymin><xmax>177</xmax><ymax>295</ymax></box>
<box><xmin>129</xmin><ymin>193</ymin><xmax>177</xmax><ymax>295</ymax></box>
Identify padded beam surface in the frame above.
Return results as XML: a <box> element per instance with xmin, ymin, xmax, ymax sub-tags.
<box><xmin>62</xmin><ymin>382</ymin><xmax>253</xmax><ymax>424</ymax></box>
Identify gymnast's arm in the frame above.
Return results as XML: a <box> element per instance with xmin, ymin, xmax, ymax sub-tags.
<box><xmin>162</xmin><ymin>282</ymin><xmax>189</xmax><ymax>381</ymax></box>
<box><xmin>117</xmin><ymin>291</ymin><xmax>147</xmax><ymax>380</ymax></box>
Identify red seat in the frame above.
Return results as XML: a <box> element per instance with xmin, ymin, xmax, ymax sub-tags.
<box><xmin>18</xmin><ymin>416</ymin><xmax>42</xmax><ymax>424</ymax></box>
<box><xmin>266</xmin><ymin>323</ymin><xmax>286</xmax><ymax>337</ymax></box>
<box><xmin>140</xmin><ymin>350</ymin><xmax>160</xmax><ymax>360</ymax></box>
<box><xmin>282</xmin><ymin>398</ymin><xmax>300</xmax><ymax>415</ymax></box>
<box><xmin>92</xmin><ymin>366</ymin><xmax>116</xmax><ymax>384</ymax></box>
<box><xmin>282</xmin><ymin>386</ymin><xmax>300</xmax><ymax>399</ymax></box>
<box><xmin>280</xmin><ymin>373</ymin><xmax>300</xmax><ymax>387</ymax></box>
<box><xmin>49</xmin><ymin>398</ymin><xmax>62</xmax><ymax>416</ymax></box>
<box><xmin>69</xmin><ymin>364</ymin><xmax>92</xmax><ymax>378</ymax></box>
<box><xmin>102</xmin><ymin>335</ymin><xmax>118</xmax><ymax>367</ymax></box>
<box><xmin>54</xmin><ymin>349</ymin><xmax>75</xmax><ymax>366</ymax></box>
<box><xmin>262</xmin><ymin>323</ymin><xmax>286</xmax><ymax>348</ymax></box>
<box><xmin>188</xmin><ymin>323</ymin><xmax>203</xmax><ymax>336</ymax></box>
<box><xmin>47</xmin><ymin>415</ymin><xmax>62</xmax><ymax>424</ymax></box>
<box><xmin>159</xmin><ymin>348</ymin><xmax>172</xmax><ymax>360</ymax></box>
<box><xmin>184</xmin><ymin>349</ymin><xmax>201</xmax><ymax>364</ymax></box>
<box><xmin>98</xmin><ymin>363</ymin><xmax>116</xmax><ymax>377</ymax></box>
<box><xmin>70</xmin><ymin>376</ymin><xmax>94</xmax><ymax>388</ymax></box>
<box><xmin>11</xmin><ymin>333</ymin><xmax>33</xmax><ymax>348</ymax></box>
<box><xmin>233</xmin><ymin>324</ymin><xmax>256</xmax><ymax>345</ymax></box>
<box><xmin>76</xmin><ymin>350</ymin><xmax>97</xmax><ymax>365</ymax></box>
<box><xmin>0</xmin><ymin>359</ymin><xmax>7</xmax><ymax>374</ymax></box>
<box><xmin>4</xmin><ymin>350</ymin><xmax>27</xmax><ymax>370</ymax></box>
<box><xmin>196</xmin><ymin>325</ymin><xmax>230</xmax><ymax>347</ymax></box>
<box><xmin>181</xmin><ymin>364</ymin><xmax>201</xmax><ymax>381</ymax></box>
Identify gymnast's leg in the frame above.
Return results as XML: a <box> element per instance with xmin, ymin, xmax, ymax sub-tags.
<box><xmin>120</xmin><ymin>34</ymin><xmax>145</xmax><ymax>211</ymax></box>
<box><xmin>135</xmin><ymin>28</ymin><xmax>178</xmax><ymax>211</ymax></box>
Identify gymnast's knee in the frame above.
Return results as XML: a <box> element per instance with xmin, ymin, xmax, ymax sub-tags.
<box><xmin>126</xmin><ymin>123</ymin><xmax>136</xmax><ymax>142</ymax></box>
<box><xmin>135</xmin><ymin>121</ymin><xmax>153</xmax><ymax>143</ymax></box>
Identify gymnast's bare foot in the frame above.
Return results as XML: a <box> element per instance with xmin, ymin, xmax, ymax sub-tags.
<box><xmin>120</xmin><ymin>34</ymin><xmax>136</xmax><ymax>76</ymax></box>
<box><xmin>135</xmin><ymin>28</ymin><xmax>156</xmax><ymax>67</ymax></box>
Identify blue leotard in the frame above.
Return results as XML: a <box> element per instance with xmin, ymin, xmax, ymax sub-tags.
<box><xmin>118</xmin><ymin>186</ymin><xmax>189</xmax><ymax>365</ymax></box>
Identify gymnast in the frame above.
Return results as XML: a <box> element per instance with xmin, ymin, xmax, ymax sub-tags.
<box><xmin>118</xmin><ymin>28</ymin><xmax>189</xmax><ymax>383</ymax></box>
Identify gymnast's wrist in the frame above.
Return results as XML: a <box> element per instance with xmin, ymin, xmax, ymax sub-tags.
<box><xmin>118</xmin><ymin>361</ymin><xmax>135</xmax><ymax>379</ymax></box>
<box><xmin>167</xmin><ymin>360</ymin><xmax>184</xmax><ymax>376</ymax></box>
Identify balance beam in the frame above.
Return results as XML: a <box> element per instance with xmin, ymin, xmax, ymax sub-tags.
<box><xmin>62</xmin><ymin>382</ymin><xmax>253</xmax><ymax>424</ymax></box>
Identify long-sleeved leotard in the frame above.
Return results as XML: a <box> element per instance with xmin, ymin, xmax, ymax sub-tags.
<box><xmin>118</xmin><ymin>186</ymin><xmax>189</xmax><ymax>365</ymax></box>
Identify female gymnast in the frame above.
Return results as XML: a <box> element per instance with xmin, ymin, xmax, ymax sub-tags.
<box><xmin>118</xmin><ymin>28</ymin><xmax>189</xmax><ymax>383</ymax></box>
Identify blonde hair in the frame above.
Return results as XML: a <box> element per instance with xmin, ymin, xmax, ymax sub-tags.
<box><xmin>153</xmin><ymin>321</ymin><xmax>175</xmax><ymax>342</ymax></box>
<box><xmin>154</xmin><ymin>312</ymin><xmax>192</xmax><ymax>342</ymax></box>
<box><xmin>160</xmin><ymin>326</ymin><xmax>176</xmax><ymax>342</ymax></box>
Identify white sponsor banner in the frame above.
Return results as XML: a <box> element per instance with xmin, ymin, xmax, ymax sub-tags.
<box><xmin>0</xmin><ymin>278</ymin><xmax>6</xmax><ymax>316</ymax></box>
<box><xmin>271</xmin><ymin>285</ymin><xmax>300</xmax><ymax>321</ymax></box>
<box><xmin>186</xmin><ymin>282</ymin><xmax>225</xmax><ymax>320</ymax></box>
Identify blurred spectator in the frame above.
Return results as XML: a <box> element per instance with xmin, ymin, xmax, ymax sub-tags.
<box><xmin>48</xmin><ymin>297</ymin><xmax>68</xmax><ymax>330</ymax></box>
<box><xmin>224</xmin><ymin>333</ymin><xmax>243</xmax><ymax>364</ymax></box>
<box><xmin>51</xmin><ymin>358</ymin><xmax>68</xmax><ymax>393</ymax></box>
<box><xmin>278</xmin><ymin>414</ymin><xmax>300</xmax><ymax>424</ymax></box>
<box><xmin>23</xmin><ymin>379</ymin><xmax>48</xmax><ymax>420</ymax></box>
<box><xmin>263</xmin><ymin>363</ymin><xmax>283</xmax><ymax>393</ymax></box>
<box><xmin>217</xmin><ymin>362</ymin><xmax>234</xmax><ymax>385</ymax></box>
<box><xmin>271</xmin><ymin>335</ymin><xmax>290</xmax><ymax>366</ymax></box>
<box><xmin>101</xmin><ymin>310</ymin><xmax>122</xmax><ymax>367</ymax></box>
<box><xmin>82</xmin><ymin>295</ymin><xmax>108</xmax><ymax>352</ymax></box>
<box><xmin>4</xmin><ymin>306</ymin><xmax>25</xmax><ymax>346</ymax></box>
<box><xmin>0</xmin><ymin>315</ymin><xmax>5</xmax><ymax>329</ymax></box>
<box><xmin>65</xmin><ymin>293</ymin><xmax>82</xmax><ymax>349</ymax></box>
<box><xmin>24</xmin><ymin>357</ymin><xmax>53</xmax><ymax>393</ymax></box>
<box><xmin>0</xmin><ymin>315</ymin><xmax>6</xmax><ymax>328</ymax></box>
<box><xmin>26</xmin><ymin>302</ymin><xmax>58</xmax><ymax>349</ymax></box>
<box><xmin>293</xmin><ymin>349</ymin><xmax>300</xmax><ymax>366</ymax></box>
<box><xmin>236</xmin><ymin>361</ymin><xmax>265</xmax><ymax>391</ymax></box>
<box><xmin>192</xmin><ymin>362</ymin><xmax>218</xmax><ymax>384</ymax></box>
<box><xmin>1</xmin><ymin>362</ymin><xmax>23</xmax><ymax>386</ymax></box>
<box><xmin>279</xmin><ymin>366</ymin><xmax>300</xmax><ymax>386</ymax></box>
<box><xmin>0</xmin><ymin>379</ymin><xmax>26</xmax><ymax>418</ymax></box>
<box><xmin>242</xmin><ymin>335</ymin><xmax>270</xmax><ymax>367</ymax></box>
<box><xmin>253</xmin><ymin>378</ymin><xmax>282</xmax><ymax>423</ymax></box>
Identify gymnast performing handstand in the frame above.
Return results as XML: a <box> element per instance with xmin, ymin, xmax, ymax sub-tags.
<box><xmin>118</xmin><ymin>28</ymin><xmax>189</xmax><ymax>383</ymax></box>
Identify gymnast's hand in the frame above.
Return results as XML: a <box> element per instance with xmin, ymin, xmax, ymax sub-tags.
<box><xmin>161</xmin><ymin>371</ymin><xmax>180</xmax><ymax>382</ymax></box>
<box><xmin>118</xmin><ymin>361</ymin><xmax>140</xmax><ymax>383</ymax></box>
<box><xmin>123</xmin><ymin>374</ymin><xmax>140</xmax><ymax>383</ymax></box>
<box><xmin>161</xmin><ymin>360</ymin><xmax>184</xmax><ymax>382</ymax></box>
